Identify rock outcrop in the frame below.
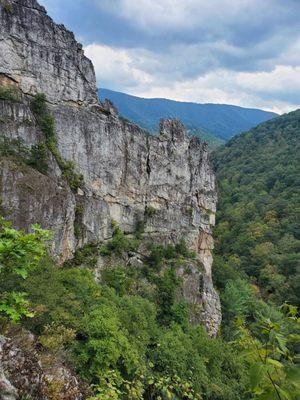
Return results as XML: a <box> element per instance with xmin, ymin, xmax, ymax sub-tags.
<box><xmin>0</xmin><ymin>331</ymin><xmax>87</xmax><ymax>400</ymax></box>
<box><xmin>0</xmin><ymin>0</ymin><xmax>221</xmax><ymax>336</ymax></box>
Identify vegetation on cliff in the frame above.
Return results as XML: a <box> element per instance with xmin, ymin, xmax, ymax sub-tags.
<box><xmin>1</xmin><ymin>217</ymin><xmax>299</xmax><ymax>399</ymax></box>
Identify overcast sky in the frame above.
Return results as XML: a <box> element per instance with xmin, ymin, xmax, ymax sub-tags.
<box><xmin>40</xmin><ymin>0</ymin><xmax>300</xmax><ymax>114</ymax></box>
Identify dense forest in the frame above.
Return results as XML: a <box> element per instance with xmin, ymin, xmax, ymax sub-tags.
<box><xmin>0</xmin><ymin>110</ymin><xmax>299</xmax><ymax>399</ymax></box>
<box><xmin>213</xmin><ymin>110</ymin><xmax>300</xmax><ymax>307</ymax></box>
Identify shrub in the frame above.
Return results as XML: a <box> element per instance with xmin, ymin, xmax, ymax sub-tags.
<box><xmin>65</xmin><ymin>242</ymin><xmax>99</xmax><ymax>268</ymax></box>
<box><xmin>100</xmin><ymin>226</ymin><xmax>139</xmax><ymax>257</ymax></box>
<box><xmin>0</xmin><ymin>219</ymin><xmax>50</xmax><ymax>325</ymax></box>
<box><xmin>0</xmin><ymin>137</ymin><xmax>49</xmax><ymax>175</ymax></box>
<box><xmin>27</xmin><ymin>143</ymin><xmax>49</xmax><ymax>174</ymax></box>
<box><xmin>0</xmin><ymin>85</ymin><xmax>19</xmax><ymax>101</ymax></box>
<box><xmin>134</xmin><ymin>219</ymin><xmax>145</xmax><ymax>239</ymax></box>
<box><xmin>39</xmin><ymin>323</ymin><xmax>75</xmax><ymax>355</ymax></box>
<box><xmin>2</xmin><ymin>1</ymin><xmax>13</xmax><ymax>14</ymax></box>
<box><xmin>154</xmin><ymin>267</ymin><xmax>181</xmax><ymax>325</ymax></box>
<box><xmin>0</xmin><ymin>136</ymin><xmax>29</xmax><ymax>159</ymax></box>
<box><xmin>31</xmin><ymin>93</ymin><xmax>48</xmax><ymax>115</ymax></box>
<box><xmin>146</xmin><ymin>240</ymin><xmax>195</xmax><ymax>271</ymax></box>
<box><xmin>145</xmin><ymin>206</ymin><xmax>157</xmax><ymax>218</ymax></box>
<box><xmin>101</xmin><ymin>266</ymin><xmax>133</xmax><ymax>296</ymax></box>
<box><xmin>31</xmin><ymin>94</ymin><xmax>83</xmax><ymax>191</ymax></box>
<box><xmin>74</xmin><ymin>205</ymin><xmax>84</xmax><ymax>240</ymax></box>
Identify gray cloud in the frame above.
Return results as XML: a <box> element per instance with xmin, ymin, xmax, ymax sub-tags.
<box><xmin>40</xmin><ymin>0</ymin><xmax>300</xmax><ymax>112</ymax></box>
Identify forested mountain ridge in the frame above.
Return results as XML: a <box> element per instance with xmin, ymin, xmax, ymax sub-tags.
<box><xmin>99</xmin><ymin>88</ymin><xmax>278</xmax><ymax>144</ymax></box>
<box><xmin>0</xmin><ymin>1</ymin><xmax>299</xmax><ymax>400</ymax></box>
<box><xmin>213</xmin><ymin>109</ymin><xmax>300</xmax><ymax>307</ymax></box>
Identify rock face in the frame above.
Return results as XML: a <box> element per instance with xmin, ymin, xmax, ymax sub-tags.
<box><xmin>0</xmin><ymin>331</ymin><xmax>87</xmax><ymax>400</ymax></box>
<box><xmin>0</xmin><ymin>0</ymin><xmax>221</xmax><ymax>335</ymax></box>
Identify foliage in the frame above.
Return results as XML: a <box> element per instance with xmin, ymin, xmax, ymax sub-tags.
<box><xmin>145</xmin><ymin>206</ymin><xmax>157</xmax><ymax>218</ymax></box>
<box><xmin>0</xmin><ymin>136</ymin><xmax>49</xmax><ymax>175</ymax></box>
<box><xmin>74</xmin><ymin>205</ymin><xmax>84</xmax><ymax>240</ymax></box>
<box><xmin>27</xmin><ymin>143</ymin><xmax>49</xmax><ymax>174</ymax></box>
<box><xmin>233</xmin><ymin>305</ymin><xmax>300</xmax><ymax>400</ymax></box>
<box><xmin>0</xmin><ymin>219</ymin><xmax>50</xmax><ymax>323</ymax></box>
<box><xmin>65</xmin><ymin>242</ymin><xmax>99</xmax><ymax>268</ymax></box>
<box><xmin>0</xmin><ymin>0</ymin><xmax>13</xmax><ymax>14</ymax></box>
<box><xmin>0</xmin><ymin>136</ymin><xmax>29</xmax><ymax>159</ymax></box>
<box><xmin>0</xmin><ymin>85</ymin><xmax>19</xmax><ymax>102</ymax></box>
<box><xmin>31</xmin><ymin>93</ymin><xmax>83</xmax><ymax>190</ymax></box>
<box><xmin>146</xmin><ymin>239</ymin><xmax>195</xmax><ymax>271</ymax></box>
<box><xmin>134</xmin><ymin>220</ymin><xmax>145</xmax><ymax>240</ymax></box>
<box><xmin>213</xmin><ymin>110</ymin><xmax>300</xmax><ymax>306</ymax></box>
<box><xmin>13</xmin><ymin>245</ymin><xmax>248</xmax><ymax>399</ymax></box>
<box><xmin>100</xmin><ymin>225</ymin><xmax>139</xmax><ymax>257</ymax></box>
<box><xmin>212</xmin><ymin>111</ymin><xmax>300</xmax><ymax>398</ymax></box>
<box><xmin>2</xmin><ymin>220</ymin><xmax>298</xmax><ymax>399</ymax></box>
<box><xmin>39</xmin><ymin>323</ymin><xmax>76</xmax><ymax>356</ymax></box>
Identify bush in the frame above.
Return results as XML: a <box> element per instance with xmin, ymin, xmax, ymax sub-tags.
<box><xmin>100</xmin><ymin>226</ymin><xmax>139</xmax><ymax>257</ymax></box>
<box><xmin>134</xmin><ymin>220</ymin><xmax>145</xmax><ymax>239</ymax></box>
<box><xmin>0</xmin><ymin>85</ymin><xmax>19</xmax><ymax>102</ymax></box>
<box><xmin>0</xmin><ymin>136</ymin><xmax>29</xmax><ymax>159</ymax></box>
<box><xmin>156</xmin><ymin>268</ymin><xmax>183</xmax><ymax>325</ymax></box>
<box><xmin>2</xmin><ymin>1</ymin><xmax>13</xmax><ymax>14</ymax></box>
<box><xmin>31</xmin><ymin>93</ymin><xmax>48</xmax><ymax>115</ymax></box>
<box><xmin>31</xmin><ymin>93</ymin><xmax>83</xmax><ymax>191</ymax></box>
<box><xmin>145</xmin><ymin>206</ymin><xmax>157</xmax><ymax>218</ymax></box>
<box><xmin>146</xmin><ymin>240</ymin><xmax>195</xmax><ymax>271</ymax></box>
<box><xmin>65</xmin><ymin>242</ymin><xmax>99</xmax><ymax>268</ymax></box>
<box><xmin>27</xmin><ymin>143</ymin><xmax>49</xmax><ymax>174</ymax></box>
<box><xmin>0</xmin><ymin>219</ymin><xmax>50</xmax><ymax>325</ymax></box>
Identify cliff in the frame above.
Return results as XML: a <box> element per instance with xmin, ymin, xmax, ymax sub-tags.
<box><xmin>0</xmin><ymin>0</ymin><xmax>221</xmax><ymax>339</ymax></box>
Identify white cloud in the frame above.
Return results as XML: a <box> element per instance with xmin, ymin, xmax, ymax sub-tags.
<box><xmin>132</xmin><ymin>69</ymin><xmax>298</xmax><ymax>114</ymax></box>
<box><xmin>84</xmin><ymin>44</ymin><xmax>153</xmax><ymax>90</ymax></box>
<box><xmin>237</xmin><ymin>65</ymin><xmax>300</xmax><ymax>94</ymax></box>
<box><xmin>84</xmin><ymin>41</ymin><xmax>299</xmax><ymax>114</ymax></box>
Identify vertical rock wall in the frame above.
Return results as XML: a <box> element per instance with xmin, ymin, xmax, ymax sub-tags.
<box><xmin>0</xmin><ymin>0</ymin><xmax>221</xmax><ymax>335</ymax></box>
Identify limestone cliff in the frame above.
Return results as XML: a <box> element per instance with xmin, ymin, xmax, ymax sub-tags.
<box><xmin>0</xmin><ymin>0</ymin><xmax>221</xmax><ymax>336</ymax></box>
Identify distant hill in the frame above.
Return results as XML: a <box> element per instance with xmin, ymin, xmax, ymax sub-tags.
<box><xmin>99</xmin><ymin>88</ymin><xmax>278</xmax><ymax>145</ymax></box>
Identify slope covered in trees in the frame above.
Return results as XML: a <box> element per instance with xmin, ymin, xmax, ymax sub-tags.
<box><xmin>213</xmin><ymin>109</ymin><xmax>300</xmax><ymax>315</ymax></box>
<box><xmin>1</xmin><ymin>220</ymin><xmax>299</xmax><ymax>400</ymax></box>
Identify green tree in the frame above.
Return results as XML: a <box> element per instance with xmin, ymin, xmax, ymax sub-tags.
<box><xmin>233</xmin><ymin>305</ymin><xmax>300</xmax><ymax>400</ymax></box>
<box><xmin>0</xmin><ymin>219</ymin><xmax>50</xmax><ymax>324</ymax></box>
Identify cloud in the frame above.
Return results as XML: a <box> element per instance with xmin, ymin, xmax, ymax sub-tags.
<box><xmin>85</xmin><ymin>43</ymin><xmax>299</xmax><ymax>113</ymax></box>
<box><xmin>94</xmin><ymin>0</ymin><xmax>299</xmax><ymax>50</ymax></box>
<box><xmin>133</xmin><ymin>69</ymin><xmax>299</xmax><ymax>114</ymax></box>
<box><xmin>41</xmin><ymin>0</ymin><xmax>300</xmax><ymax>113</ymax></box>
<box><xmin>84</xmin><ymin>44</ymin><xmax>154</xmax><ymax>91</ymax></box>
<box><xmin>237</xmin><ymin>66</ymin><xmax>300</xmax><ymax>100</ymax></box>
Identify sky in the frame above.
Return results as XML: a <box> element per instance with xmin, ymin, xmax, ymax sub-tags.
<box><xmin>39</xmin><ymin>0</ymin><xmax>300</xmax><ymax>114</ymax></box>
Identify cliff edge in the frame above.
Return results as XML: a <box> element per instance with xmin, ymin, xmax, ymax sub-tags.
<box><xmin>0</xmin><ymin>0</ymin><xmax>221</xmax><ymax>337</ymax></box>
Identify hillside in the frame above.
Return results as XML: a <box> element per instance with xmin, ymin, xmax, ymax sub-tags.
<box><xmin>213</xmin><ymin>110</ymin><xmax>300</xmax><ymax>309</ymax></box>
<box><xmin>99</xmin><ymin>88</ymin><xmax>278</xmax><ymax>144</ymax></box>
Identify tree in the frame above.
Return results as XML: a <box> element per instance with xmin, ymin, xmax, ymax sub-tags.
<box><xmin>233</xmin><ymin>305</ymin><xmax>300</xmax><ymax>400</ymax></box>
<box><xmin>0</xmin><ymin>218</ymin><xmax>50</xmax><ymax>323</ymax></box>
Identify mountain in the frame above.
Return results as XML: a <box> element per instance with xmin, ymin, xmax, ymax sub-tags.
<box><xmin>99</xmin><ymin>88</ymin><xmax>278</xmax><ymax>144</ymax></box>
<box><xmin>1</xmin><ymin>2</ymin><xmax>299</xmax><ymax>400</ymax></box>
<box><xmin>213</xmin><ymin>110</ymin><xmax>300</xmax><ymax>310</ymax></box>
